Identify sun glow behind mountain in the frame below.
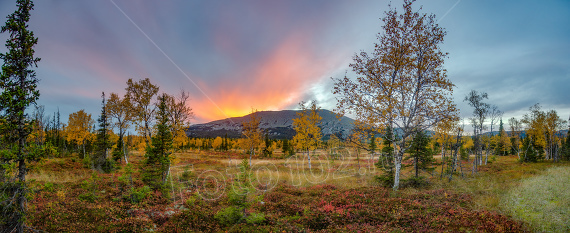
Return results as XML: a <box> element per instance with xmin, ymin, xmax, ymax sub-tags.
<box><xmin>188</xmin><ymin>33</ymin><xmax>345</xmax><ymax>123</ymax></box>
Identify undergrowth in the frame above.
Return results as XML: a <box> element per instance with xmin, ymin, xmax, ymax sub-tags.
<box><xmin>25</xmin><ymin>154</ymin><xmax>569</xmax><ymax>232</ymax></box>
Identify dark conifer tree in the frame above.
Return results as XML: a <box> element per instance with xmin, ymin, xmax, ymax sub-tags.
<box><xmin>94</xmin><ymin>92</ymin><xmax>113</xmax><ymax>172</ymax></box>
<box><xmin>142</xmin><ymin>94</ymin><xmax>173</xmax><ymax>191</ymax></box>
<box><xmin>406</xmin><ymin>130</ymin><xmax>434</xmax><ymax>178</ymax></box>
<box><xmin>263</xmin><ymin>134</ymin><xmax>272</xmax><ymax>157</ymax></box>
<box><xmin>561</xmin><ymin>117</ymin><xmax>570</xmax><ymax>161</ymax></box>
<box><xmin>375</xmin><ymin>126</ymin><xmax>396</xmax><ymax>187</ymax></box>
<box><xmin>282</xmin><ymin>139</ymin><xmax>289</xmax><ymax>154</ymax></box>
<box><xmin>0</xmin><ymin>1</ymin><xmax>42</xmax><ymax>231</ymax></box>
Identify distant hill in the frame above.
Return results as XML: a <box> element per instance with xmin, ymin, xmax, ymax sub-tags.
<box><xmin>186</xmin><ymin>109</ymin><xmax>355</xmax><ymax>139</ymax></box>
<box><xmin>482</xmin><ymin>130</ymin><xmax>569</xmax><ymax>138</ymax></box>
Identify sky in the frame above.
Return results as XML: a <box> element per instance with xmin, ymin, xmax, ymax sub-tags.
<box><xmin>0</xmin><ymin>0</ymin><xmax>569</xmax><ymax>128</ymax></box>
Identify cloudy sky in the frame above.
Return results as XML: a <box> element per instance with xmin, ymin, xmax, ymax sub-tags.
<box><xmin>0</xmin><ymin>0</ymin><xmax>569</xmax><ymax>126</ymax></box>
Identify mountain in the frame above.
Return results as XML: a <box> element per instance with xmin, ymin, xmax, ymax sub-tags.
<box><xmin>482</xmin><ymin>130</ymin><xmax>569</xmax><ymax>138</ymax></box>
<box><xmin>185</xmin><ymin>109</ymin><xmax>355</xmax><ymax>139</ymax></box>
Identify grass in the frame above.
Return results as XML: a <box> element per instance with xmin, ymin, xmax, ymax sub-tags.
<box><xmin>23</xmin><ymin>149</ymin><xmax>570</xmax><ymax>232</ymax></box>
<box><xmin>427</xmin><ymin>155</ymin><xmax>570</xmax><ymax>232</ymax></box>
<box><xmin>27</xmin><ymin>170</ymin><xmax>92</xmax><ymax>183</ymax></box>
<box><xmin>501</xmin><ymin>166</ymin><xmax>570</xmax><ymax>232</ymax></box>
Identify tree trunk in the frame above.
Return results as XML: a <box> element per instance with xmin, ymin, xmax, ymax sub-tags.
<box><xmin>484</xmin><ymin>146</ymin><xmax>488</xmax><ymax>165</ymax></box>
<box><xmin>414</xmin><ymin>156</ymin><xmax>418</xmax><ymax>178</ymax></box>
<box><xmin>440</xmin><ymin>144</ymin><xmax>446</xmax><ymax>179</ymax></box>
<box><xmin>144</xmin><ymin>120</ymin><xmax>151</xmax><ymax>146</ymax></box>
<box><xmin>448</xmin><ymin>131</ymin><xmax>461</xmax><ymax>182</ymax></box>
<box><xmin>307</xmin><ymin>150</ymin><xmax>311</xmax><ymax>170</ymax></box>
<box><xmin>15</xmin><ymin>157</ymin><xmax>26</xmax><ymax>233</ymax></box>
<box><xmin>122</xmin><ymin>137</ymin><xmax>129</xmax><ymax>164</ymax></box>
<box><xmin>393</xmin><ymin>153</ymin><xmax>401</xmax><ymax>191</ymax></box>
<box><xmin>472</xmin><ymin>148</ymin><xmax>478</xmax><ymax>175</ymax></box>
<box><xmin>357</xmin><ymin>151</ymin><xmax>360</xmax><ymax>169</ymax></box>
<box><xmin>249</xmin><ymin>148</ymin><xmax>253</xmax><ymax>167</ymax></box>
<box><xmin>163</xmin><ymin>163</ymin><xmax>170</xmax><ymax>185</ymax></box>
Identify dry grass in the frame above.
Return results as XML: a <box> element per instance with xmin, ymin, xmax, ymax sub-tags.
<box><xmin>30</xmin><ymin>149</ymin><xmax>570</xmax><ymax>231</ymax></box>
<box><xmin>501</xmin><ymin>166</ymin><xmax>570</xmax><ymax>232</ymax></box>
<box><xmin>27</xmin><ymin>170</ymin><xmax>92</xmax><ymax>183</ymax></box>
<box><xmin>427</xmin><ymin>155</ymin><xmax>570</xmax><ymax>232</ymax></box>
<box><xmin>168</xmin><ymin>150</ymin><xmax>379</xmax><ymax>189</ymax></box>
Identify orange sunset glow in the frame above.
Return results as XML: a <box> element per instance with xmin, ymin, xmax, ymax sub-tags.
<box><xmin>189</xmin><ymin>33</ymin><xmax>345</xmax><ymax>122</ymax></box>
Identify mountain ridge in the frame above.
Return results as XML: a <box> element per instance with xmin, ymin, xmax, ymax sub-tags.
<box><xmin>185</xmin><ymin>109</ymin><xmax>354</xmax><ymax>139</ymax></box>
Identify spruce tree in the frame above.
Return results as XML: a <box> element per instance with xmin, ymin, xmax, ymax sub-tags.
<box><xmin>94</xmin><ymin>92</ymin><xmax>113</xmax><ymax>172</ymax></box>
<box><xmin>263</xmin><ymin>134</ymin><xmax>272</xmax><ymax>157</ymax></box>
<box><xmin>0</xmin><ymin>1</ymin><xmax>41</xmax><ymax>231</ymax></box>
<box><xmin>282</xmin><ymin>139</ymin><xmax>289</xmax><ymax>154</ymax></box>
<box><xmin>406</xmin><ymin>130</ymin><xmax>434</xmax><ymax>178</ymax></box>
<box><xmin>142</xmin><ymin>94</ymin><xmax>173</xmax><ymax>191</ymax></box>
<box><xmin>561</xmin><ymin>118</ymin><xmax>570</xmax><ymax>161</ymax></box>
<box><xmin>522</xmin><ymin>136</ymin><xmax>538</xmax><ymax>162</ymax></box>
<box><xmin>376</xmin><ymin>126</ymin><xmax>395</xmax><ymax>187</ymax></box>
<box><xmin>563</xmin><ymin>133</ymin><xmax>570</xmax><ymax>161</ymax></box>
<box><xmin>112</xmin><ymin>136</ymin><xmax>124</xmax><ymax>162</ymax></box>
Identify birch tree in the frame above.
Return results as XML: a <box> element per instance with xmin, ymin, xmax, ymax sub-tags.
<box><xmin>332</xmin><ymin>0</ymin><xmax>456</xmax><ymax>190</ymax></box>
<box><xmin>241</xmin><ymin>109</ymin><xmax>262</xmax><ymax>167</ymax></box>
<box><xmin>106</xmin><ymin>92</ymin><xmax>132</xmax><ymax>163</ymax></box>
<box><xmin>508</xmin><ymin>117</ymin><xmax>523</xmax><ymax>159</ymax></box>
<box><xmin>292</xmin><ymin>101</ymin><xmax>322</xmax><ymax>170</ymax></box>
<box><xmin>66</xmin><ymin>110</ymin><xmax>94</xmax><ymax>158</ymax></box>
<box><xmin>125</xmin><ymin>78</ymin><xmax>159</xmax><ymax>145</ymax></box>
<box><xmin>434</xmin><ymin>119</ymin><xmax>456</xmax><ymax>179</ymax></box>
<box><xmin>164</xmin><ymin>90</ymin><xmax>193</xmax><ymax>152</ymax></box>
<box><xmin>544</xmin><ymin>110</ymin><xmax>566</xmax><ymax>162</ymax></box>
<box><xmin>485</xmin><ymin>105</ymin><xmax>502</xmax><ymax>164</ymax></box>
<box><xmin>464</xmin><ymin>90</ymin><xmax>489</xmax><ymax>172</ymax></box>
<box><xmin>521</xmin><ymin>104</ymin><xmax>546</xmax><ymax>162</ymax></box>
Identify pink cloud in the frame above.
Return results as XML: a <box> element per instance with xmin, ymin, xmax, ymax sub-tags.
<box><xmin>190</xmin><ymin>32</ymin><xmax>343</xmax><ymax>123</ymax></box>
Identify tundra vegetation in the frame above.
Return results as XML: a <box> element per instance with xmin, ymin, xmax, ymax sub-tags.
<box><xmin>1</xmin><ymin>0</ymin><xmax>569</xmax><ymax>232</ymax></box>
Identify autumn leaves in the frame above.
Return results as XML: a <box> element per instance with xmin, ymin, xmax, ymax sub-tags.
<box><xmin>332</xmin><ymin>0</ymin><xmax>456</xmax><ymax>190</ymax></box>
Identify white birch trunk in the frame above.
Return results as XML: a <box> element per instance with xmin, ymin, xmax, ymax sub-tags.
<box><xmin>393</xmin><ymin>154</ymin><xmax>401</xmax><ymax>190</ymax></box>
<box><xmin>307</xmin><ymin>150</ymin><xmax>311</xmax><ymax>169</ymax></box>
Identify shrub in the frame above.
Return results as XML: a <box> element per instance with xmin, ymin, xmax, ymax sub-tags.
<box><xmin>374</xmin><ymin>172</ymin><xmax>394</xmax><ymax>188</ymax></box>
<box><xmin>129</xmin><ymin>186</ymin><xmax>151</xmax><ymax>203</ymax></box>
<box><xmin>82</xmin><ymin>154</ymin><xmax>92</xmax><ymax>168</ymax></box>
<box><xmin>180</xmin><ymin>169</ymin><xmax>192</xmax><ymax>182</ymax></box>
<box><xmin>101</xmin><ymin>159</ymin><xmax>115</xmax><ymax>173</ymax></box>
<box><xmin>215</xmin><ymin>206</ymin><xmax>244</xmax><ymax>226</ymax></box>
<box><xmin>44</xmin><ymin>182</ymin><xmax>55</xmax><ymax>192</ymax></box>
<box><xmin>401</xmin><ymin>176</ymin><xmax>430</xmax><ymax>188</ymax></box>
<box><xmin>78</xmin><ymin>172</ymin><xmax>100</xmax><ymax>202</ymax></box>
<box><xmin>185</xmin><ymin>193</ymin><xmax>201</xmax><ymax>207</ymax></box>
<box><xmin>245</xmin><ymin>212</ymin><xmax>266</xmax><ymax>225</ymax></box>
<box><xmin>460</xmin><ymin>147</ymin><xmax>469</xmax><ymax>161</ymax></box>
<box><xmin>78</xmin><ymin>192</ymin><xmax>97</xmax><ymax>203</ymax></box>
